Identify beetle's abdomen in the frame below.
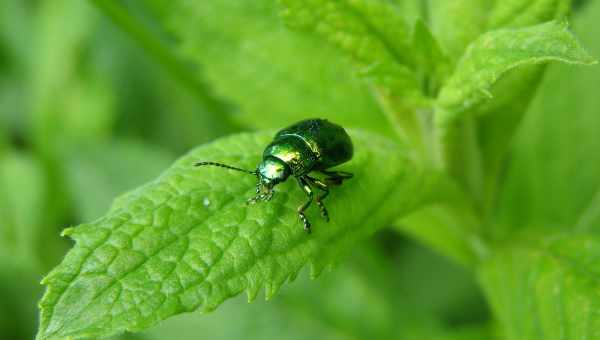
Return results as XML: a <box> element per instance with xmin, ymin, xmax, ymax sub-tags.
<box><xmin>275</xmin><ymin>119</ymin><xmax>353</xmax><ymax>170</ymax></box>
<box><xmin>263</xmin><ymin>135</ymin><xmax>316</xmax><ymax>176</ymax></box>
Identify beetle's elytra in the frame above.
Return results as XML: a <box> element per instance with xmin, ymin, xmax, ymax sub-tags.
<box><xmin>195</xmin><ymin>118</ymin><xmax>354</xmax><ymax>233</ymax></box>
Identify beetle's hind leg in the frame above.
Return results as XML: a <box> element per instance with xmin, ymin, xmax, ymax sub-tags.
<box><xmin>319</xmin><ymin>170</ymin><xmax>353</xmax><ymax>186</ymax></box>
<box><xmin>296</xmin><ymin>177</ymin><xmax>314</xmax><ymax>233</ymax></box>
<box><xmin>306</xmin><ymin>176</ymin><xmax>330</xmax><ymax>222</ymax></box>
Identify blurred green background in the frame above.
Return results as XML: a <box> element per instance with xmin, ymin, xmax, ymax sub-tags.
<box><xmin>0</xmin><ymin>1</ymin><xmax>597</xmax><ymax>339</ymax></box>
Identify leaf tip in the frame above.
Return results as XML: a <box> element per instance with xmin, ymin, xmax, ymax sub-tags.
<box><xmin>264</xmin><ymin>280</ymin><xmax>285</xmax><ymax>301</ymax></box>
<box><xmin>309</xmin><ymin>261</ymin><xmax>333</xmax><ymax>279</ymax></box>
<box><xmin>287</xmin><ymin>268</ymin><xmax>301</xmax><ymax>283</ymax></box>
<box><xmin>39</xmin><ymin>275</ymin><xmax>49</xmax><ymax>285</ymax></box>
<box><xmin>60</xmin><ymin>227</ymin><xmax>75</xmax><ymax>237</ymax></box>
<box><xmin>246</xmin><ymin>282</ymin><xmax>261</xmax><ymax>303</ymax></box>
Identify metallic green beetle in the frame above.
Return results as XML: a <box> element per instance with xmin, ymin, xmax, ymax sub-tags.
<box><xmin>195</xmin><ymin>118</ymin><xmax>353</xmax><ymax>233</ymax></box>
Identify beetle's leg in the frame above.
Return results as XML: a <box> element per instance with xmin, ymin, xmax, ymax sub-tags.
<box><xmin>296</xmin><ymin>177</ymin><xmax>314</xmax><ymax>233</ymax></box>
<box><xmin>306</xmin><ymin>176</ymin><xmax>329</xmax><ymax>222</ymax></box>
<box><xmin>246</xmin><ymin>193</ymin><xmax>264</xmax><ymax>205</ymax></box>
<box><xmin>247</xmin><ymin>190</ymin><xmax>273</xmax><ymax>205</ymax></box>
<box><xmin>319</xmin><ymin>170</ymin><xmax>353</xmax><ymax>186</ymax></box>
<box><xmin>247</xmin><ymin>181</ymin><xmax>275</xmax><ymax>205</ymax></box>
<box><xmin>247</xmin><ymin>183</ymin><xmax>261</xmax><ymax>204</ymax></box>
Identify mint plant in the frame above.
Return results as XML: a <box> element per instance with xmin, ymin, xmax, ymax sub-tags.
<box><xmin>32</xmin><ymin>1</ymin><xmax>598</xmax><ymax>339</ymax></box>
<box><xmin>38</xmin><ymin>130</ymin><xmax>434</xmax><ymax>339</ymax></box>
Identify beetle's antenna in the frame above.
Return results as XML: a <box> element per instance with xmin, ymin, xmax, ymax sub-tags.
<box><xmin>195</xmin><ymin>161</ymin><xmax>257</xmax><ymax>175</ymax></box>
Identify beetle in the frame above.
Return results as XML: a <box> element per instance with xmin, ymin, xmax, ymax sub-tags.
<box><xmin>195</xmin><ymin>118</ymin><xmax>353</xmax><ymax>233</ymax></box>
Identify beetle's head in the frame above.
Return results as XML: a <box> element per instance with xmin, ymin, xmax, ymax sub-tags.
<box><xmin>244</xmin><ymin>157</ymin><xmax>290</xmax><ymax>204</ymax></box>
<box><xmin>255</xmin><ymin>156</ymin><xmax>290</xmax><ymax>194</ymax></box>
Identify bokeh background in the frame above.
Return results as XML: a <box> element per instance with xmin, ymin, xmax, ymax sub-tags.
<box><xmin>0</xmin><ymin>1</ymin><xmax>598</xmax><ymax>339</ymax></box>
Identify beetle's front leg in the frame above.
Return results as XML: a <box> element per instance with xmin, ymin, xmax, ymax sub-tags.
<box><xmin>247</xmin><ymin>192</ymin><xmax>270</xmax><ymax>205</ymax></box>
<box><xmin>306</xmin><ymin>176</ymin><xmax>329</xmax><ymax>222</ymax></box>
<box><xmin>247</xmin><ymin>182</ymin><xmax>263</xmax><ymax>205</ymax></box>
<box><xmin>296</xmin><ymin>177</ymin><xmax>314</xmax><ymax>233</ymax></box>
<box><xmin>246</xmin><ymin>183</ymin><xmax>274</xmax><ymax>205</ymax></box>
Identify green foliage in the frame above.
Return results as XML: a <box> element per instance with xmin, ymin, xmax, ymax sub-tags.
<box><xmin>479</xmin><ymin>233</ymin><xmax>600</xmax><ymax>340</ymax></box>
<box><xmin>436</xmin><ymin>21</ymin><xmax>595</xmax><ymax>125</ymax></box>
<box><xmin>0</xmin><ymin>152</ymin><xmax>46</xmax><ymax>267</ymax></box>
<box><xmin>278</xmin><ymin>0</ymin><xmax>439</xmax><ymax>160</ymax></box>
<box><xmin>494</xmin><ymin>0</ymin><xmax>600</xmax><ymax>234</ymax></box>
<box><xmin>411</xmin><ymin>19</ymin><xmax>451</xmax><ymax>94</ymax></box>
<box><xmin>428</xmin><ymin>0</ymin><xmax>491</xmax><ymax>60</ymax></box>
<box><xmin>0</xmin><ymin>152</ymin><xmax>48</xmax><ymax>340</ymax></box>
<box><xmin>139</xmin><ymin>242</ymin><xmax>490</xmax><ymax>340</ymax></box>
<box><xmin>280</xmin><ymin>0</ymin><xmax>418</xmax><ymax>95</ymax></box>
<box><xmin>433</xmin><ymin>19</ymin><xmax>594</xmax><ymax>199</ymax></box>
<box><xmin>487</xmin><ymin>0</ymin><xmax>571</xmax><ymax>29</ymax></box>
<box><xmin>479</xmin><ymin>1</ymin><xmax>600</xmax><ymax>337</ymax></box>
<box><xmin>0</xmin><ymin>0</ymin><xmax>597</xmax><ymax>339</ymax></box>
<box><xmin>37</xmin><ymin>131</ymin><xmax>434</xmax><ymax>339</ymax></box>
<box><xmin>161</xmin><ymin>1</ymin><xmax>391</xmax><ymax>135</ymax></box>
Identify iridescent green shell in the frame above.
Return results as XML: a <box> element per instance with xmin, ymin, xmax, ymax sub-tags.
<box><xmin>263</xmin><ymin>119</ymin><xmax>353</xmax><ymax>176</ymax></box>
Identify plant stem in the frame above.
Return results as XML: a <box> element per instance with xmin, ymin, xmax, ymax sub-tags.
<box><xmin>89</xmin><ymin>0</ymin><xmax>239</xmax><ymax>128</ymax></box>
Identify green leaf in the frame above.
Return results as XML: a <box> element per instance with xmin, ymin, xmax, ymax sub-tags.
<box><xmin>279</xmin><ymin>0</ymin><xmax>424</xmax><ymax>148</ymax></box>
<box><xmin>493</xmin><ymin>1</ymin><xmax>600</xmax><ymax>236</ymax></box>
<box><xmin>427</xmin><ymin>0</ymin><xmax>571</xmax><ymax>60</ymax></box>
<box><xmin>139</xmin><ymin>241</ymin><xmax>491</xmax><ymax>340</ymax></box>
<box><xmin>478</xmin><ymin>5</ymin><xmax>600</xmax><ymax>337</ymax></box>
<box><xmin>280</xmin><ymin>0</ymin><xmax>413</xmax><ymax>69</ymax></box>
<box><xmin>462</xmin><ymin>0</ymin><xmax>573</xmax><ymax>211</ymax></box>
<box><xmin>412</xmin><ymin>19</ymin><xmax>451</xmax><ymax>95</ymax></box>
<box><xmin>436</xmin><ymin>20</ymin><xmax>596</xmax><ymax>126</ymax></box>
<box><xmin>487</xmin><ymin>0</ymin><xmax>571</xmax><ymax>29</ymax></box>
<box><xmin>479</xmin><ymin>233</ymin><xmax>600</xmax><ymax>340</ymax></box>
<box><xmin>437</xmin><ymin>1</ymin><xmax>578</xmax><ymax>212</ymax></box>
<box><xmin>428</xmin><ymin>0</ymin><xmax>491</xmax><ymax>60</ymax></box>
<box><xmin>139</xmin><ymin>244</ymin><xmax>410</xmax><ymax>340</ymax></box>
<box><xmin>476</xmin><ymin>65</ymin><xmax>546</xmax><ymax>215</ymax></box>
<box><xmin>37</xmin><ymin>130</ymin><xmax>436</xmax><ymax>339</ymax></box>
<box><xmin>433</xmin><ymin>20</ymin><xmax>594</xmax><ymax>196</ymax></box>
<box><xmin>161</xmin><ymin>1</ymin><xmax>391</xmax><ymax>135</ymax></box>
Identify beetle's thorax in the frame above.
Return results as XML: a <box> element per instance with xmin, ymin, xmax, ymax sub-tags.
<box><xmin>263</xmin><ymin>135</ymin><xmax>317</xmax><ymax>176</ymax></box>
